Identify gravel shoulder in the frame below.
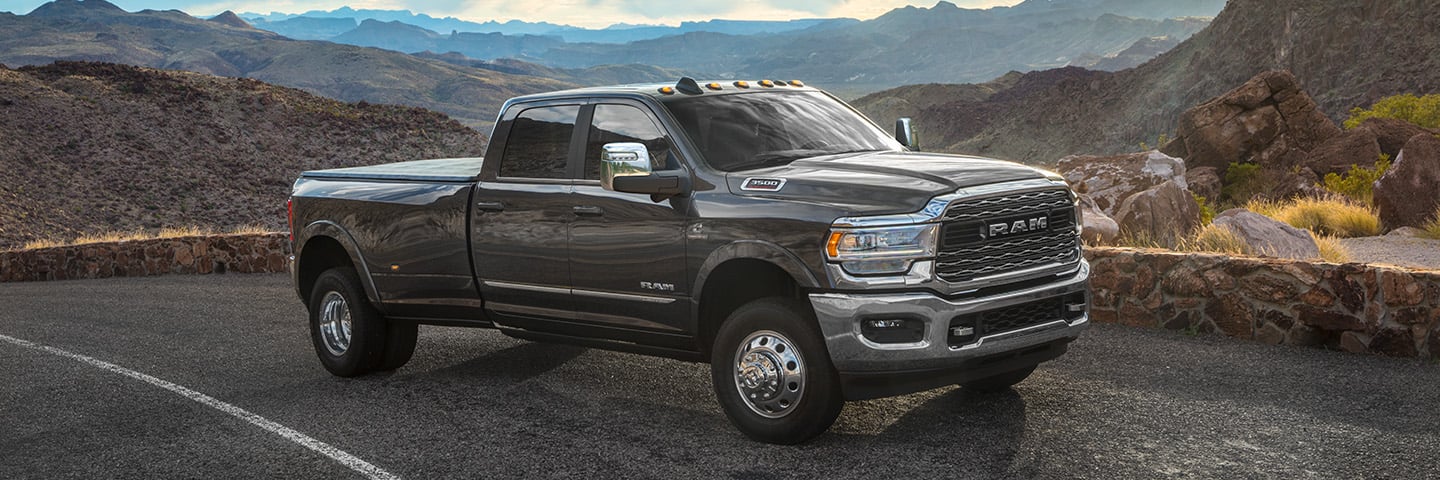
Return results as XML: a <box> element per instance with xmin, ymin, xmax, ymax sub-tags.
<box><xmin>1340</xmin><ymin>234</ymin><xmax>1440</xmax><ymax>270</ymax></box>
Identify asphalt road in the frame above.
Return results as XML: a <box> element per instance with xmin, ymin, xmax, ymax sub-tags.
<box><xmin>2</xmin><ymin>274</ymin><xmax>1439</xmax><ymax>479</ymax></box>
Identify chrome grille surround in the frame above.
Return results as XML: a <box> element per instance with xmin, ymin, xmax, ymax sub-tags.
<box><xmin>934</xmin><ymin>185</ymin><xmax>1081</xmax><ymax>286</ymax></box>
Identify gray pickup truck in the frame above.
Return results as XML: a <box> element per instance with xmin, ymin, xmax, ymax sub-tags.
<box><xmin>289</xmin><ymin>77</ymin><xmax>1090</xmax><ymax>444</ymax></box>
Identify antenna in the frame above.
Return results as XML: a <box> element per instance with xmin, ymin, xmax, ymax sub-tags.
<box><xmin>675</xmin><ymin>77</ymin><xmax>703</xmax><ymax>95</ymax></box>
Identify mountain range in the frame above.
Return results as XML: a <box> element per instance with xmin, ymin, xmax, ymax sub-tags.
<box><xmin>0</xmin><ymin>0</ymin><xmax>687</xmax><ymax>127</ymax></box>
<box><xmin>851</xmin><ymin>0</ymin><xmax>1440</xmax><ymax>163</ymax></box>
<box><xmin>243</xmin><ymin>8</ymin><xmax>854</xmax><ymax>44</ymax></box>
<box><xmin>235</xmin><ymin>0</ymin><xmax>1221</xmax><ymax>93</ymax></box>
<box><xmin>0</xmin><ymin>0</ymin><xmax>1224</xmax><ymax>121</ymax></box>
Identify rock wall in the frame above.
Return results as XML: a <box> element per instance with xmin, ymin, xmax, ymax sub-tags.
<box><xmin>0</xmin><ymin>233</ymin><xmax>288</xmax><ymax>282</ymax></box>
<box><xmin>1086</xmin><ymin>247</ymin><xmax>1440</xmax><ymax>359</ymax></box>
<box><xmin>4</xmin><ymin>234</ymin><xmax>1437</xmax><ymax>360</ymax></box>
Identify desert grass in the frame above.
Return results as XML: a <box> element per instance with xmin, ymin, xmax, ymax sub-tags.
<box><xmin>15</xmin><ymin>224</ymin><xmax>277</xmax><ymax>251</ymax></box>
<box><xmin>1245</xmin><ymin>196</ymin><xmax>1382</xmax><ymax>238</ymax></box>
<box><xmin>1312</xmin><ymin>233</ymin><xmax>1352</xmax><ymax>263</ymax></box>
<box><xmin>1175</xmin><ymin>224</ymin><xmax>1252</xmax><ymax>256</ymax></box>
<box><xmin>1421</xmin><ymin>206</ymin><xmax>1440</xmax><ymax>240</ymax></box>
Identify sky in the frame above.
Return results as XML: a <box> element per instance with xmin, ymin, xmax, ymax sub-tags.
<box><xmin>4</xmin><ymin>0</ymin><xmax>1025</xmax><ymax>28</ymax></box>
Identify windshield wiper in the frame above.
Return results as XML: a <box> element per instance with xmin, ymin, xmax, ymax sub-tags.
<box><xmin>726</xmin><ymin>149</ymin><xmax>827</xmax><ymax>171</ymax></box>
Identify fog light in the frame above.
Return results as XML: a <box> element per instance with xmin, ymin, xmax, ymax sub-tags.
<box><xmin>949</xmin><ymin>315</ymin><xmax>979</xmax><ymax>346</ymax></box>
<box><xmin>860</xmin><ymin>318</ymin><xmax>924</xmax><ymax>344</ymax></box>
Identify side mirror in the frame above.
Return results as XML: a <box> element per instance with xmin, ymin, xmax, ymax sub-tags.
<box><xmin>601</xmin><ymin>142</ymin><xmax>653</xmax><ymax>191</ymax></box>
<box><xmin>601</xmin><ymin>142</ymin><xmax>689</xmax><ymax>198</ymax></box>
<box><xmin>895</xmin><ymin>118</ymin><xmax>919</xmax><ymax>151</ymax></box>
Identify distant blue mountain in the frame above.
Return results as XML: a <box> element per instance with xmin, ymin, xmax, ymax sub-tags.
<box><xmin>237</xmin><ymin>7</ymin><xmax>853</xmax><ymax>43</ymax></box>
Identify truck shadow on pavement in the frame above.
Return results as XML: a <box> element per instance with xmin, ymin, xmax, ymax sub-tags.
<box><xmin>823</xmin><ymin>387</ymin><xmax>1028</xmax><ymax>473</ymax></box>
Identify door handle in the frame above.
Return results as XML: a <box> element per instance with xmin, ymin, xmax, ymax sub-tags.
<box><xmin>573</xmin><ymin>205</ymin><xmax>604</xmax><ymax>217</ymax></box>
<box><xmin>475</xmin><ymin>201</ymin><xmax>505</xmax><ymax>212</ymax></box>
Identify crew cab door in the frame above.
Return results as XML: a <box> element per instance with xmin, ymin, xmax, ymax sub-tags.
<box><xmin>568</xmin><ymin>102</ymin><xmax>692</xmax><ymax>339</ymax></box>
<box><xmin>471</xmin><ymin>102</ymin><xmax>581</xmax><ymax>321</ymax></box>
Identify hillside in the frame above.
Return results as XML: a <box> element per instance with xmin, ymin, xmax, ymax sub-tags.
<box><xmin>853</xmin><ymin>0</ymin><xmax>1440</xmax><ymax>163</ymax></box>
<box><xmin>0</xmin><ymin>0</ymin><xmax>574</xmax><ymax>127</ymax></box>
<box><xmin>0</xmin><ymin>62</ymin><xmax>486</xmax><ymax>250</ymax></box>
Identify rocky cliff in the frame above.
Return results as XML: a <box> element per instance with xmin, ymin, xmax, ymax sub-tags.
<box><xmin>854</xmin><ymin>0</ymin><xmax>1440</xmax><ymax>163</ymax></box>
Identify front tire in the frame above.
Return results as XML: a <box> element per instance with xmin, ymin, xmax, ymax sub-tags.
<box><xmin>308</xmin><ymin>267</ymin><xmax>414</xmax><ymax>376</ymax></box>
<box><xmin>711</xmin><ymin>298</ymin><xmax>843</xmax><ymax>444</ymax></box>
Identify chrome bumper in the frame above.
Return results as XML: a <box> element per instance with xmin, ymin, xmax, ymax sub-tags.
<box><xmin>810</xmin><ymin>260</ymin><xmax>1090</xmax><ymax>373</ymax></box>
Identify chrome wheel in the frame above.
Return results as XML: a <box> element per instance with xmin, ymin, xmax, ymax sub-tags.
<box><xmin>733</xmin><ymin>330</ymin><xmax>805</xmax><ymax>419</ymax></box>
<box><xmin>318</xmin><ymin>291</ymin><xmax>352</xmax><ymax>356</ymax></box>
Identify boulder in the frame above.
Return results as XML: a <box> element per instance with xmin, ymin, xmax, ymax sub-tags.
<box><xmin>1114</xmin><ymin>180</ymin><xmax>1201</xmax><ymax>244</ymax></box>
<box><xmin>1306</xmin><ymin>127</ymin><xmax>1383</xmax><ymax>177</ymax></box>
<box><xmin>1162</xmin><ymin>70</ymin><xmax>1341</xmax><ymax>173</ymax></box>
<box><xmin>1212</xmin><ymin>209</ymin><xmax>1320</xmax><ymax>260</ymax></box>
<box><xmin>1356</xmin><ymin>117</ymin><xmax>1435</xmax><ymax>158</ymax></box>
<box><xmin>1057</xmin><ymin>150</ymin><xmax>1187</xmax><ymax>215</ymax></box>
<box><xmin>1387</xmin><ymin>226</ymin><xmax>1425</xmax><ymax>237</ymax></box>
<box><xmin>1186</xmin><ymin>166</ymin><xmax>1221</xmax><ymax>201</ymax></box>
<box><xmin>1374</xmin><ymin>133</ymin><xmax>1440</xmax><ymax>228</ymax></box>
<box><xmin>1077</xmin><ymin>194</ymin><xmax>1120</xmax><ymax>244</ymax></box>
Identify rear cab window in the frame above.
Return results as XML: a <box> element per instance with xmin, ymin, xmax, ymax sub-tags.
<box><xmin>499</xmin><ymin>105</ymin><xmax>580</xmax><ymax>179</ymax></box>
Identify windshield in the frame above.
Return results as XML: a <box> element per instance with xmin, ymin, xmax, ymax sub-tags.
<box><xmin>662</xmin><ymin>91</ymin><xmax>904</xmax><ymax>172</ymax></box>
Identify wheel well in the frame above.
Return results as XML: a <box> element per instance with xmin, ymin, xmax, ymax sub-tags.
<box><xmin>297</xmin><ymin>236</ymin><xmax>354</xmax><ymax>304</ymax></box>
<box><xmin>697</xmin><ymin>259</ymin><xmax>805</xmax><ymax>357</ymax></box>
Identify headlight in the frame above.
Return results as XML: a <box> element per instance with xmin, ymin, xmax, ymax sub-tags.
<box><xmin>825</xmin><ymin>224</ymin><xmax>939</xmax><ymax>275</ymax></box>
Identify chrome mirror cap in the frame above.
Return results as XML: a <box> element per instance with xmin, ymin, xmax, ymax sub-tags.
<box><xmin>601</xmin><ymin>142</ymin><xmax>653</xmax><ymax>191</ymax></box>
<box><xmin>895</xmin><ymin>118</ymin><xmax>919</xmax><ymax>151</ymax></box>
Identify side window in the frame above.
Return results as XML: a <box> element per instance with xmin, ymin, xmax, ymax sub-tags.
<box><xmin>585</xmin><ymin>104</ymin><xmax>673</xmax><ymax>181</ymax></box>
<box><xmin>500</xmin><ymin>105</ymin><xmax>580</xmax><ymax>179</ymax></box>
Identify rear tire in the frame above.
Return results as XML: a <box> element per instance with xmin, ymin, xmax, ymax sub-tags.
<box><xmin>711</xmin><ymin>297</ymin><xmax>843</xmax><ymax>444</ymax></box>
<box><xmin>960</xmin><ymin>365</ymin><xmax>1036</xmax><ymax>392</ymax></box>
<box><xmin>308</xmin><ymin>267</ymin><xmax>414</xmax><ymax>376</ymax></box>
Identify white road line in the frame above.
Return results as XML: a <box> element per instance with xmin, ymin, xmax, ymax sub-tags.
<box><xmin>0</xmin><ymin>333</ymin><xmax>400</xmax><ymax>480</ymax></box>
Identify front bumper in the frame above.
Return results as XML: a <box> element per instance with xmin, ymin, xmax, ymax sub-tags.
<box><xmin>810</xmin><ymin>260</ymin><xmax>1090</xmax><ymax>400</ymax></box>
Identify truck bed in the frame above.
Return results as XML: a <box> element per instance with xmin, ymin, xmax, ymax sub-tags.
<box><xmin>301</xmin><ymin>158</ymin><xmax>484</xmax><ymax>183</ymax></box>
<box><xmin>293</xmin><ymin>159</ymin><xmax>483</xmax><ymax>321</ymax></box>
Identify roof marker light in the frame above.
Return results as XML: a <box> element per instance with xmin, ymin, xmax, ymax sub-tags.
<box><xmin>659</xmin><ymin>86</ymin><xmax>675</xmax><ymax>95</ymax></box>
<box><xmin>706</xmin><ymin>82</ymin><xmax>722</xmax><ymax>90</ymax></box>
<box><xmin>759</xmin><ymin>80</ymin><xmax>774</xmax><ymax>87</ymax></box>
<box><xmin>734</xmin><ymin>81</ymin><xmax>750</xmax><ymax>88</ymax></box>
<box><xmin>789</xmin><ymin>80</ymin><xmax>805</xmax><ymax>87</ymax></box>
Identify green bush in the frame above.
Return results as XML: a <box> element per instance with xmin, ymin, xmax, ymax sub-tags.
<box><xmin>1193</xmin><ymin>192</ymin><xmax>1215</xmax><ymax>225</ymax></box>
<box><xmin>1344</xmin><ymin>93</ymin><xmax>1440</xmax><ymax>130</ymax></box>
<box><xmin>1320</xmin><ymin>154</ymin><xmax>1391</xmax><ymax>205</ymax></box>
<box><xmin>1220</xmin><ymin>162</ymin><xmax>1264</xmax><ymax>204</ymax></box>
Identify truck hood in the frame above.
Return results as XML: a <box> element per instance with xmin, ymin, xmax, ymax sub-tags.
<box><xmin>724</xmin><ymin>151</ymin><xmax>1054</xmax><ymax>216</ymax></box>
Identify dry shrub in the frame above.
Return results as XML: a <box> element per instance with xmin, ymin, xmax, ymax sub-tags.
<box><xmin>1312</xmin><ymin>233</ymin><xmax>1351</xmax><ymax>263</ymax></box>
<box><xmin>9</xmin><ymin>225</ymin><xmax>280</xmax><ymax>251</ymax></box>
<box><xmin>1177</xmin><ymin>224</ymin><xmax>1252</xmax><ymax>256</ymax></box>
<box><xmin>1422</xmin><ymin>207</ymin><xmax>1440</xmax><ymax>240</ymax></box>
<box><xmin>1245</xmin><ymin>196</ymin><xmax>1381</xmax><ymax>238</ymax></box>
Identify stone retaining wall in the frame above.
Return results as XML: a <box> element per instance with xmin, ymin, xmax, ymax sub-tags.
<box><xmin>0</xmin><ymin>233</ymin><xmax>288</xmax><ymax>282</ymax></box>
<box><xmin>1086</xmin><ymin>247</ymin><xmax>1440</xmax><ymax>359</ymax></box>
<box><xmin>3</xmin><ymin>235</ymin><xmax>1437</xmax><ymax>359</ymax></box>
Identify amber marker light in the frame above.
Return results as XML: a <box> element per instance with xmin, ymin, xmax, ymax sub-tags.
<box><xmin>789</xmin><ymin>80</ymin><xmax>805</xmax><ymax>87</ymax></box>
<box><xmin>659</xmin><ymin>86</ymin><xmax>675</xmax><ymax>94</ymax></box>
<box><xmin>759</xmin><ymin>80</ymin><xmax>774</xmax><ymax>87</ymax></box>
<box><xmin>706</xmin><ymin>82</ymin><xmax>722</xmax><ymax>90</ymax></box>
<box><xmin>826</xmin><ymin>232</ymin><xmax>843</xmax><ymax>258</ymax></box>
<box><xmin>734</xmin><ymin>80</ymin><xmax>750</xmax><ymax>88</ymax></box>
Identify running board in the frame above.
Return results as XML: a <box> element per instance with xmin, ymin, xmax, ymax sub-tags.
<box><xmin>498</xmin><ymin>327</ymin><xmax>705</xmax><ymax>363</ymax></box>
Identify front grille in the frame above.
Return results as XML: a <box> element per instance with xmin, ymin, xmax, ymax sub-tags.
<box><xmin>948</xmin><ymin>297</ymin><xmax>1064</xmax><ymax>347</ymax></box>
<box><xmin>936</xmin><ymin>188</ymin><xmax>1080</xmax><ymax>283</ymax></box>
